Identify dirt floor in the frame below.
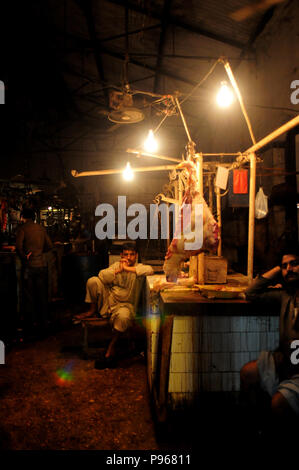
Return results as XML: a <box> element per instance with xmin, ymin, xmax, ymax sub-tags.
<box><xmin>0</xmin><ymin>320</ymin><xmax>161</xmax><ymax>451</ymax></box>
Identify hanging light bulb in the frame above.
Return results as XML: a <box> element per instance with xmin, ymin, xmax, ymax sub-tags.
<box><xmin>144</xmin><ymin>129</ymin><xmax>158</xmax><ymax>153</ymax></box>
<box><xmin>123</xmin><ymin>162</ymin><xmax>134</xmax><ymax>181</ymax></box>
<box><xmin>216</xmin><ymin>81</ymin><xmax>234</xmax><ymax>108</ymax></box>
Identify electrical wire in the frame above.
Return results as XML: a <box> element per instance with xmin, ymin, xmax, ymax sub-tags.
<box><xmin>179</xmin><ymin>58</ymin><xmax>221</xmax><ymax>105</ymax></box>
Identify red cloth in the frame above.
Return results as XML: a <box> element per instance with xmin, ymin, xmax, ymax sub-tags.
<box><xmin>233</xmin><ymin>169</ymin><xmax>248</xmax><ymax>194</ymax></box>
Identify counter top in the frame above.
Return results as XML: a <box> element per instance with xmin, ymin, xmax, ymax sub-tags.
<box><xmin>145</xmin><ymin>274</ymin><xmax>279</xmax><ymax>317</ymax></box>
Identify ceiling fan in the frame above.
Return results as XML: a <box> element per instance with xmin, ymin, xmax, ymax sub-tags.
<box><xmin>230</xmin><ymin>0</ymin><xmax>286</xmax><ymax>21</ymax></box>
<box><xmin>107</xmin><ymin>87</ymin><xmax>145</xmax><ymax>125</ymax></box>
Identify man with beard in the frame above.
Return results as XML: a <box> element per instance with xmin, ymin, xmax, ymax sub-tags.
<box><xmin>241</xmin><ymin>249</ymin><xmax>299</xmax><ymax>432</ymax></box>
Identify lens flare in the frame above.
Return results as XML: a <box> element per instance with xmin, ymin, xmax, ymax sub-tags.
<box><xmin>55</xmin><ymin>361</ymin><xmax>74</xmax><ymax>386</ymax></box>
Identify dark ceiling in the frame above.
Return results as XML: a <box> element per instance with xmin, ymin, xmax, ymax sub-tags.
<box><xmin>1</xmin><ymin>0</ymin><xmax>291</xmax><ymax>182</ymax></box>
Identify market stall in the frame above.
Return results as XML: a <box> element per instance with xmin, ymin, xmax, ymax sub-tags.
<box><xmin>70</xmin><ymin>57</ymin><xmax>299</xmax><ymax>419</ymax></box>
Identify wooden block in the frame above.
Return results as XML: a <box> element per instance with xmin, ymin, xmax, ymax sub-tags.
<box><xmin>204</xmin><ymin>255</ymin><xmax>228</xmax><ymax>284</ymax></box>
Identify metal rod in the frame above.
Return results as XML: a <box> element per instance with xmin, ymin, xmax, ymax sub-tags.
<box><xmin>126</xmin><ymin>148</ymin><xmax>181</xmax><ymax>163</ymax></box>
<box><xmin>245</xmin><ymin>115</ymin><xmax>299</xmax><ymax>155</ymax></box>
<box><xmin>247</xmin><ymin>153</ymin><xmax>256</xmax><ymax>281</ymax></box>
<box><xmin>71</xmin><ymin>164</ymin><xmax>178</xmax><ymax>177</ymax></box>
<box><xmin>222</xmin><ymin>58</ymin><xmax>256</xmax><ymax>145</ymax></box>
<box><xmin>174</xmin><ymin>96</ymin><xmax>193</xmax><ymax>143</ymax></box>
<box><xmin>196</xmin><ymin>152</ymin><xmax>244</xmax><ymax>156</ymax></box>
<box><xmin>196</xmin><ymin>158</ymin><xmax>205</xmax><ymax>283</ymax></box>
<box><xmin>216</xmin><ymin>187</ymin><xmax>222</xmax><ymax>257</ymax></box>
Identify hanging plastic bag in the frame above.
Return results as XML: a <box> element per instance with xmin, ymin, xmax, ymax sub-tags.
<box><xmin>255</xmin><ymin>187</ymin><xmax>268</xmax><ymax>219</ymax></box>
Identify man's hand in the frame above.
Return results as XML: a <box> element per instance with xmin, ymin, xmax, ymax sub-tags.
<box><xmin>262</xmin><ymin>265</ymin><xmax>281</xmax><ymax>280</ymax></box>
<box><xmin>114</xmin><ymin>258</ymin><xmax>129</xmax><ymax>275</ymax></box>
<box><xmin>26</xmin><ymin>252</ymin><xmax>32</xmax><ymax>260</ymax></box>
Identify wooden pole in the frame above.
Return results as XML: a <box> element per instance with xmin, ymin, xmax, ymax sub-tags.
<box><xmin>216</xmin><ymin>186</ymin><xmax>222</xmax><ymax>257</ymax></box>
<box><xmin>247</xmin><ymin>153</ymin><xmax>256</xmax><ymax>281</ymax></box>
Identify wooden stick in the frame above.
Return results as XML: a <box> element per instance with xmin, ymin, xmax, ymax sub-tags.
<box><xmin>247</xmin><ymin>153</ymin><xmax>256</xmax><ymax>281</ymax></box>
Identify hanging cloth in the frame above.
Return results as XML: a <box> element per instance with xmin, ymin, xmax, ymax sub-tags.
<box><xmin>233</xmin><ymin>169</ymin><xmax>248</xmax><ymax>194</ymax></box>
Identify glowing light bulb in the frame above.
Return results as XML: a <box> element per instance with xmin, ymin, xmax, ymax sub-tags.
<box><xmin>216</xmin><ymin>81</ymin><xmax>234</xmax><ymax>108</ymax></box>
<box><xmin>123</xmin><ymin>162</ymin><xmax>134</xmax><ymax>181</ymax></box>
<box><xmin>144</xmin><ymin>129</ymin><xmax>158</xmax><ymax>153</ymax></box>
<box><xmin>48</xmin><ymin>206</ymin><xmax>52</xmax><ymax>211</ymax></box>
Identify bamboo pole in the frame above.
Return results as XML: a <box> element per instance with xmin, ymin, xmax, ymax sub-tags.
<box><xmin>247</xmin><ymin>153</ymin><xmax>256</xmax><ymax>281</ymax></box>
<box><xmin>71</xmin><ymin>164</ymin><xmax>177</xmax><ymax>177</ymax></box>
<box><xmin>245</xmin><ymin>115</ymin><xmax>299</xmax><ymax>155</ymax></box>
<box><xmin>216</xmin><ymin>186</ymin><xmax>222</xmax><ymax>257</ymax></box>
<box><xmin>126</xmin><ymin>148</ymin><xmax>181</xmax><ymax>163</ymax></box>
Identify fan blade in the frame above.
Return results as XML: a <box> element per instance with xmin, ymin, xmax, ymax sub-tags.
<box><xmin>230</xmin><ymin>0</ymin><xmax>284</xmax><ymax>21</ymax></box>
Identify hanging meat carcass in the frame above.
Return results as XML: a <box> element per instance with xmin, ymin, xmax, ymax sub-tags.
<box><xmin>163</xmin><ymin>160</ymin><xmax>219</xmax><ymax>282</ymax></box>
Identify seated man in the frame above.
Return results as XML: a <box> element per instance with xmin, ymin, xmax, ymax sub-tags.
<box><xmin>241</xmin><ymin>248</ymin><xmax>299</xmax><ymax>432</ymax></box>
<box><xmin>74</xmin><ymin>243</ymin><xmax>153</xmax><ymax>366</ymax></box>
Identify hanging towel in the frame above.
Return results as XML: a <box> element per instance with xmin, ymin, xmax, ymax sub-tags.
<box><xmin>233</xmin><ymin>169</ymin><xmax>248</xmax><ymax>194</ymax></box>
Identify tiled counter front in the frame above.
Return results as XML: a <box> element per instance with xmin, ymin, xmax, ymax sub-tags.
<box><xmin>168</xmin><ymin>314</ymin><xmax>279</xmax><ymax>405</ymax></box>
<box><xmin>145</xmin><ymin>276</ymin><xmax>280</xmax><ymax>410</ymax></box>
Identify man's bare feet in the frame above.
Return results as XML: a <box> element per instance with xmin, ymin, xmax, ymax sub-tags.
<box><xmin>73</xmin><ymin>303</ymin><xmax>97</xmax><ymax>321</ymax></box>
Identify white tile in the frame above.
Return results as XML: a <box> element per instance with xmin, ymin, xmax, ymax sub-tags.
<box><xmin>230</xmin><ymin>317</ymin><xmax>247</xmax><ymax>332</ymax></box>
<box><xmin>199</xmin><ymin>373</ymin><xmax>210</xmax><ymax>391</ymax></box>
<box><xmin>222</xmin><ymin>333</ymin><xmax>241</xmax><ymax>352</ymax></box>
<box><xmin>198</xmin><ymin>353</ymin><xmax>212</xmax><ymax>372</ymax></box>
<box><xmin>211</xmin><ymin>353</ymin><xmax>230</xmax><ymax>372</ymax></box>
<box><xmin>173</xmin><ymin>317</ymin><xmax>188</xmax><ymax>333</ymax></box>
<box><xmin>181</xmin><ymin>333</ymin><xmax>195</xmax><ymax>352</ymax></box>
<box><xmin>205</xmin><ymin>316</ymin><xmax>231</xmax><ymax>333</ymax></box>
<box><xmin>168</xmin><ymin>373</ymin><xmax>182</xmax><ymax>393</ymax></box>
<box><xmin>181</xmin><ymin>373</ymin><xmax>195</xmax><ymax>392</ymax></box>
<box><xmin>170</xmin><ymin>353</ymin><xmax>186</xmax><ymax>373</ymax></box>
<box><xmin>193</xmin><ymin>316</ymin><xmax>204</xmax><ymax>333</ymax></box>
<box><xmin>222</xmin><ymin>373</ymin><xmax>240</xmax><ymax>392</ymax></box>
<box><xmin>249</xmin><ymin>351</ymin><xmax>260</xmax><ymax>361</ymax></box>
<box><xmin>230</xmin><ymin>352</ymin><xmax>250</xmax><ymax>372</ymax></box>
<box><xmin>209</xmin><ymin>373</ymin><xmax>222</xmax><ymax>391</ymax></box>
<box><xmin>240</xmin><ymin>332</ymin><xmax>260</xmax><ymax>351</ymax></box>
<box><xmin>270</xmin><ymin>316</ymin><xmax>279</xmax><ymax>332</ymax></box>
<box><xmin>267</xmin><ymin>332</ymin><xmax>279</xmax><ymax>350</ymax></box>
<box><xmin>171</xmin><ymin>332</ymin><xmax>183</xmax><ymax>352</ymax></box>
